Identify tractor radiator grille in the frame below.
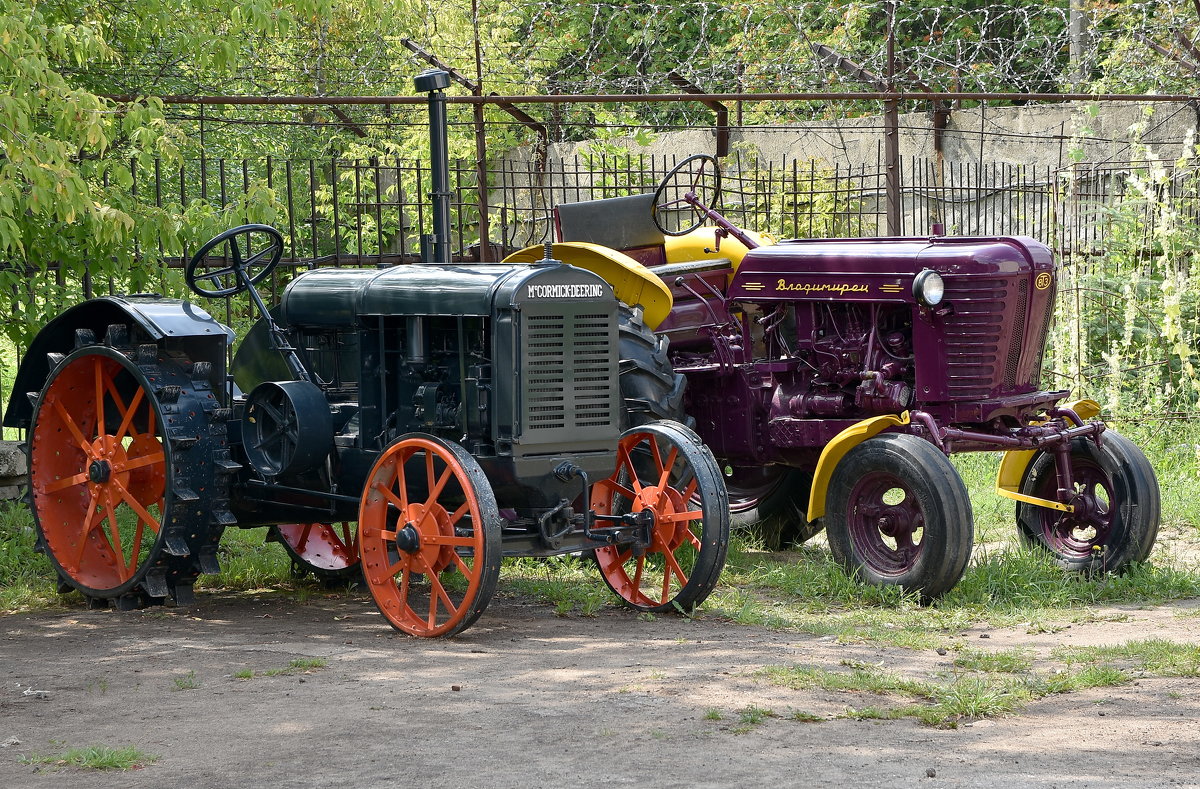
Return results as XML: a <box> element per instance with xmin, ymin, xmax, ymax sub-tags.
<box><xmin>520</xmin><ymin>310</ymin><xmax>618</xmax><ymax>440</ymax></box>
<box><xmin>941</xmin><ymin>277</ymin><xmax>1012</xmax><ymax>399</ymax></box>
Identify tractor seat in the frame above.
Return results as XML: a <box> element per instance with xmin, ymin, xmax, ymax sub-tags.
<box><xmin>555</xmin><ymin>193</ymin><xmax>667</xmax><ymax>267</ymax></box>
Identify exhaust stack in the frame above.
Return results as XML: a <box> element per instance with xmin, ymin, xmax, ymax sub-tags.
<box><xmin>414</xmin><ymin>69</ymin><xmax>452</xmax><ymax>264</ymax></box>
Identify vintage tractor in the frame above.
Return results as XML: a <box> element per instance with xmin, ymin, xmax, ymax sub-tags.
<box><xmin>2</xmin><ymin>71</ymin><xmax>730</xmax><ymax>637</ymax></box>
<box><xmin>505</xmin><ymin>154</ymin><xmax>1161</xmax><ymax>600</ymax></box>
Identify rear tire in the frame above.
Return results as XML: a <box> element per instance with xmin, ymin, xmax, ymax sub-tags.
<box><xmin>617</xmin><ymin>305</ymin><xmax>686</xmax><ymax>428</ymax></box>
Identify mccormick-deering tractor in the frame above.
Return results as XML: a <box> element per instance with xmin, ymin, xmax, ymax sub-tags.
<box><xmin>506</xmin><ymin>154</ymin><xmax>1161</xmax><ymax>599</ymax></box>
<box><xmin>3</xmin><ymin>72</ymin><xmax>730</xmax><ymax>637</ymax></box>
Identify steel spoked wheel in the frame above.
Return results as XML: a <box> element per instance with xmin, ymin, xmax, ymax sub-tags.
<box><xmin>592</xmin><ymin>421</ymin><xmax>729</xmax><ymax>612</ymax></box>
<box><xmin>271</xmin><ymin>522</ymin><xmax>362</xmax><ymax>582</ymax></box>
<box><xmin>727</xmin><ymin>465</ymin><xmax>822</xmax><ymax>550</ymax></box>
<box><xmin>826</xmin><ymin>434</ymin><xmax>973</xmax><ymax>601</ymax></box>
<box><xmin>1016</xmin><ymin>431</ymin><xmax>1160</xmax><ymax>574</ymax></box>
<box><xmin>29</xmin><ymin>335</ymin><xmax>225</xmax><ymax>606</ymax></box>
<box><xmin>358</xmin><ymin>434</ymin><xmax>501</xmax><ymax>637</ymax></box>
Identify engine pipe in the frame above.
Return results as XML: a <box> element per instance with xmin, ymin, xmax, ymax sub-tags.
<box><xmin>415</xmin><ymin>69</ymin><xmax>452</xmax><ymax>263</ymax></box>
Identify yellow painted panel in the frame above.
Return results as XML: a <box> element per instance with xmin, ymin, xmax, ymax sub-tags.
<box><xmin>807</xmin><ymin>412</ymin><xmax>911</xmax><ymax>521</ymax></box>
<box><xmin>663</xmin><ymin>227</ymin><xmax>774</xmax><ymax>271</ymax></box>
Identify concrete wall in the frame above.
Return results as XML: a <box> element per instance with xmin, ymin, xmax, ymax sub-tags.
<box><xmin>491</xmin><ymin>101</ymin><xmax>1200</xmax><ymax>243</ymax></box>
<box><xmin>0</xmin><ymin>441</ymin><xmax>26</xmax><ymax>501</ymax></box>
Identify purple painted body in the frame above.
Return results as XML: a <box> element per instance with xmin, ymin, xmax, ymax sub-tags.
<box><xmin>657</xmin><ymin>234</ymin><xmax>1065</xmax><ymax>465</ymax></box>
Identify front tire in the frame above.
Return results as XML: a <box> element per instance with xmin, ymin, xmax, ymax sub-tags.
<box><xmin>825</xmin><ymin>434</ymin><xmax>973</xmax><ymax>601</ymax></box>
<box><xmin>1015</xmin><ymin>430</ymin><xmax>1160</xmax><ymax>574</ymax></box>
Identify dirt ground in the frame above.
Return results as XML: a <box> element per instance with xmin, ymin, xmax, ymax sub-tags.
<box><xmin>2</xmin><ymin>587</ymin><xmax>1200</xmax><ymax>789</ymax></box>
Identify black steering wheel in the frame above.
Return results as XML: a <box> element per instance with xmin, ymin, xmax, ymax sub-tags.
<box><xmin>651</xmin><ymin>154</ymin><xmax>722</xmax><ymax>236</ymax></box>
<box><xmin>186</xmin><ymin>224</ymin><xmax>284</xmax><ymax>298</ymax></box>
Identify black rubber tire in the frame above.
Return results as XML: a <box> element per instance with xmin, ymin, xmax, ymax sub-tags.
<box><xmin>593</xmin><ymin>420</ymin><xmax>730</xmax><ymax>613</ymax></box>
<box><xmin>617</xmin><ymin>305</ymin><xmax>687</xmax><ymax>428</ymax></box>
<box><xmin>825</xmin><ymin>434</ymin><xmax>973</xmax><ymax>601</ymax></box>
<box><xmin>728</xmin><ymin>466</ymin><xmax>823</xmax><ymax>550</ymax></box>
<box><xmin>1015</xmin><ymin>430</ymin><xmax>1160</xmax><ymax>574</ymax></box>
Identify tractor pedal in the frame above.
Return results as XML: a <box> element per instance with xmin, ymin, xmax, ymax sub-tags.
<box><xmin>211</xmin><ymin>407</ymin><xmax>233</xmax><ymax>422</ymax></box>
<box><xmin>171</xmin><ymin>583</ymin><xmax>195</xmax><ymax>606</ymax></box>
<box><xmin>143</xmin><ymin>570</ymin><xmax>170</xmax><ymax>598</ymax></box>
<box><xmin>74</xmin><ymin>328</ymin><xmax>96</xmax><ymax>348</ymax></box>
<box><xmin>191</xmin><ymin>361</ymin><xmax>213</xmax><ymax>378</ymax></box>
<box><xmin>164</xmin><ymin>534</ymin><xmax>191</xmax><ymax>557</ymax></box>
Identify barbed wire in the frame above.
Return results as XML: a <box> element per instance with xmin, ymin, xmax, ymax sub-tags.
<box><xmin>82</xmin><ymin>2</ymin><xmax>1200</xmax><ymax>105</ymax></box>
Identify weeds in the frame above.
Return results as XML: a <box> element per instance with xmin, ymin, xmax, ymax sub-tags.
<box><xmin>171</xmin><ymin>671</ymin><xmax>200</xmax><ymax>691</ymax></box>
<box><xmin>20</xmin><ymin>745</ymin><xmax>158</xmax><ymax>770</ymax></box>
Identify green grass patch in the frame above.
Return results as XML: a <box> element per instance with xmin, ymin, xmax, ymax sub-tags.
<box><xmin>952</xmin><ymin>647</ymin><xmax>1035</xmax><ymax>674</ymax></box>
<box><xmin>242</xmin><ymin>657</ymin><xmax>329</xmax><ymax>679</ymax></box>
<box><xmin>1053</xmin><ymin>638</ymin><xmax>1200</xmax><ymax>677</ymax></box>
<box><xmin>757</xmin><ymin>660</ymin><xmax>1132</xmax><ymax>727</ymax></box>
<box><xmin>21</xmin><ymin>745</ymin><xmax>159</xmax><ymax>770</ymax></box>
<box><xmin>500</xmin><ymin>556</ymin><xmax>614</xmax><ymax>616</ymax></box>
<box><xmin>0</xmin><ymin>502</ymin><xmax>61</xmax><ymax>613</ymax></box>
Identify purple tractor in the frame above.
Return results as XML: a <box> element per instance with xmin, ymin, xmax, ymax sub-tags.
<box><xmin>505</xmin><ymin>154</ymin><xmax>1161</xmax><ymax>599</ymax></box>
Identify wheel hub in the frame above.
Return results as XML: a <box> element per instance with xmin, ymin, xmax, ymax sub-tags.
<box><xmin>88</xmin><ymin>459</ymin><xmax>112</xmax><ymax>484</ymax></box>
<box><xmin>394</xmin><ymin>523</ymin><xmax>421</xmax><ymax>554</ymax></box>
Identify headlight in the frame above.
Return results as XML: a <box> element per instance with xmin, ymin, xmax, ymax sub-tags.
<box><xmin>913</xmin><ymin>269</ymin><xmax>945</xmax><ymax>307</ymax></box>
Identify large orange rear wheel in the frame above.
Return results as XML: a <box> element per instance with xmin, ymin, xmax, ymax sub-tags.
<box><xmin>592</xmin><ymin>421</ymin><xmax>729</xmax><ymax>613</ymax></box>
<box><xmin>28</xmin><ymin>335</ymin><xmax>222</xmax><ymax>606</ymax></box>
<box><xmin>358</xmin><ymin>434</ymin><xmax>501</xmax><ymax>637</ymax></box>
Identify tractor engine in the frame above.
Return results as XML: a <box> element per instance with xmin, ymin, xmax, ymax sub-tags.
<box><xmin>230</xmin><ymin>259</ymin><xmax>623</xmax><ymax>521</ymax></box>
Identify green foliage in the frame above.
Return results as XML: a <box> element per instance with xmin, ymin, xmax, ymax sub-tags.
<box><xmin>1050</xmin><ymin>119</ymin><xmax>1200</xmax><ymax>416</ymax></box>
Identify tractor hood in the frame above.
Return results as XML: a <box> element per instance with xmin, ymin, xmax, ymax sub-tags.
<box><xmin>280</xmin><ymin>262</ymin><xmax>614</xmax><ymax>327</ymax></box>
<box><xmin>730</xmin><ymin>236</ymin><xmax>1051</xmax><ymax>302</ymax></box>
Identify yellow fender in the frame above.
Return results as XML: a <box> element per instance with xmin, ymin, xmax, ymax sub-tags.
<box><xmin>807</xmin><ymin>412</ymin><xmax>912</xmax><ymax>522</ymax></box>
<box><xmin>994</xmin><ymin>399</ymin><xmax>1102</xmax><ymax>513</ymax></box>
<box><xmin>503</xmin><ymin>242</ymin><xmax>673</xmax><ymax>330</ymax></box>
<box><xmin>664</xmin><ymin>227</ymin><xmax>774</xmax><ymax>271</ymax></box>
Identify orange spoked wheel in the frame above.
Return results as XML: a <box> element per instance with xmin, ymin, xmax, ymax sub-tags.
<box><xmin>592</xmin><ymin>421</ymin><xmax>729</xmax><ymax>613</ymax></box>
<box><xmin>28</xmin><ymin>333</ymin><xmax>223</xmax><ymax>607</ymax></box>
<box><xmin>272</xmin><ymin>522</ymin><xmax>362</xmax><ymax>583</ymax></box>
<box><xmin>358</xmin><ymin>434</ymin><xmax>501</xmax><ymax>637</ymax></box>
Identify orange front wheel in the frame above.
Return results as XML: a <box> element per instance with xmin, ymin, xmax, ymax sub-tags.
<box><xmin>592</xmin><ymin>421</ymin><xmax>729</xmax><ymax>613</ymax></box>
<box><xmin>358</xmin><ymin>434</ymin><xmax>501</xmax><ymax>637</ymax></box>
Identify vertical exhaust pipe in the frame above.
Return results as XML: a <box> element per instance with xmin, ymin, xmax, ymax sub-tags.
<box><xmin>414</xmin><ymin>69</ymin><xmax>452</xmax><ymax>263</ymax></box>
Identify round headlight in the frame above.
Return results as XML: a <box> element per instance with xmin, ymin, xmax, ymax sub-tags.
<box><xmin>913</xmin><ymin>269</ymin><xmax>945</xmax><ymax>307</ymax></box>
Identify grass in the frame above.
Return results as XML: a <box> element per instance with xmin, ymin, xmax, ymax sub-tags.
<box><xmin>171</xmin><ymin>670</ymin><xmax>200</xmax><ymax>691</ymax></box>
<box><xmin>21</xmin><ymin>745</ymin><xmax>159</xmax><ymax>770</ymax></box>
<box><xmin>757</xmin><ymin>657</ymin><xmax>1133</xmax><ymax>727</ymax></box>
<box><xmin>235</xmin><ymin>657</ymin><xmax>329</xmax><ymax>680</ymax></box>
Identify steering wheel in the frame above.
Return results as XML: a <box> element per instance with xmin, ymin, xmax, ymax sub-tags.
<box><xmin>186</xmin><ymin>224</ymin><xmax>284</xmax><ymax>298</ymax></box>
<box><xmin>651</xmin><ymin>154</ymin><xmax>722</xmax><ymax>236</ymax></box>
